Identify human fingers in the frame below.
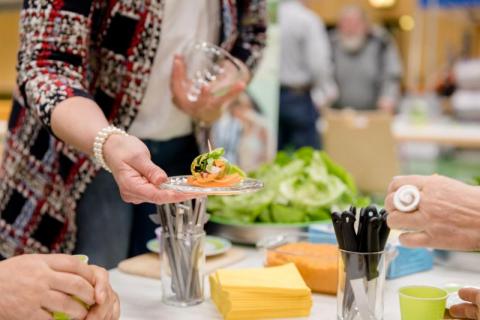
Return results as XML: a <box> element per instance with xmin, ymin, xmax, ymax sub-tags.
<box><xmin>111</xmin><ymin>294</ymin><xmax>121</xmax><ymax>320</ymax></box>
<box><xmin>48</xmin><ymin>272</ymin><xmax>95</xmax><ymax>306</ymax></box>
<box><xmin>398</xmin><ymin>231</ymin><xmax>432</xmax><ymax>248</ymax></box>
<box><xmin>386</xmin><ymin>210</ymin><xmax>425</xmax><ymax>231</ymax></box>
<box><xmin>42</xmin><ymin>290</ymin><xmax>88</xmax><ymax>320</ymax></box>
<box><xmin>384</xmin><ymin>193</ymin><xmax>395</xmax><ymax>214</ymax></box>
<box><xmin>90</xmin><ymin>265</ymin><xmax>110</xmax><ymax>305</ymax></box>
<box><xmin>212</xmin><ymin>81</ymin><xmax>246</xmax><ymax>107</ymax></box>
<box><xmin>127</xmin><ymin>177</ymin><xmax>195</xmax><ymax>204</ymax></box>
<box><xmin>458</xmin><ymin>287</ymin><xmax>480</xmax><ymax>304</ymax></box>
<box><xmin>86</xmin><ymin>290</ymin><xmax>120</xmax><ymax>320</ymax></box>
<box><xmin>387</xmin><ymin>175</ymin><xmax>428</xmax><ymax>193</ymax></box>
<box><xmin>449</xmin><ymin>303</ymin><xmax>478</xmax><ymax>319</ymax></box>
<box><xmin>170</xmin><ymin>55</ymin><xmax>188</xmax><ymax>105</ymax></box>
<box><xmin>86</xmin><ymin>303</ymin><xmax>111</xmax><ymax>320</ymax></box>
<box><xmin>43</xmin><ymin>255</ymin><xmax>95</xmax><ymax>286</ymax></box>
<box><xmin>157</xmin><ymin>189</ymin><xmax>198</xmax><ymax>203</ymax></box>
<box><xmin>194</xmin><ymin>84</ymin><xmax>214</xmax><ymax>110</ymax></box>
<box><xmin>35</xmin><ymin>309</ymin><xmax>56</xmax><ymax>320</ymax></box>
<box><xmin>128</xmin><ymin>155</ymin><xmax>167</xmax><ymax>186</ymax></box>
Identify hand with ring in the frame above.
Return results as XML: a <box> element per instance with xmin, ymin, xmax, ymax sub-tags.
<box><xmin>384</xmin><ymin>175</ymin><xmax>480</xmax><ymax>251</ymax></box>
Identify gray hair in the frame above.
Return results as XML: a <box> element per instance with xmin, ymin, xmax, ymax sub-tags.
<box><xmin>339</xmin><ymin>5</ymin><xmax>370</xmax><ymax>25</ymax></box>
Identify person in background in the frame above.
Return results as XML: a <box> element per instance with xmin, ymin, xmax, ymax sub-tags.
<box><xmin>0</xmin><ymin>0</ymin><xmax>266</xmax><ymax>268</ymax></box>
<box><xmin>212</xmin><ymin>93</ymin><xmax>274</xmax><ymax>172</ymax></box>
<box><xmin>0</xmin><ymin>254</ymin><xmax>119</xmax><ymax>320</ymax></box>
<box><xmin>330</xmin><ymin>5</ymin><xmax>402</xmax><ymax>113</ymax></box>
<box><xmin>385</xmin><ymin>175</ymin><xmax>480</xmax><ymax>319</ymax></box>
<box><xmin>278</xmin><ymin>0</ymin><xmax>336</xmax><ymax>151</ymax></box>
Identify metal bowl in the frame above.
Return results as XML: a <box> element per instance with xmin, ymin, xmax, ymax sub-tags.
<box><xmin>206</xmin><ymin>218</ymin><xmax>330</xmax><ymax>245</ymax></box>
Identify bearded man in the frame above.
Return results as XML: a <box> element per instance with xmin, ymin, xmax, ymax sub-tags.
<box><xmin>330</xmin><ymin>5</ymin><xmax>402</xmax><ymax>113</ymax></box>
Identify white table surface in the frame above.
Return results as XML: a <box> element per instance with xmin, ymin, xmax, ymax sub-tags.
<box><xmin>109</xmin><ymin>248</ymin><xmax>478</xmax><ymax>320</ymax></box>
<box><xmin>392</xmin><ymin>119</ymin><xmax>480</xmax><ymax>148</ymax></box>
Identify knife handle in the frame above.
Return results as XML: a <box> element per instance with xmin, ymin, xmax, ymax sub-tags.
<box><xmin>341</xmin><ymin>211</ymin><xmax>358</xmax><ymax>252</ymax></box>
<box><xmin>379</xmin><ymin>212</ymin><xmax>391</xmax><ymax>250</ymax></box>
<box><xmin>367</xmin><ymin>217</ymin><xmax>382</xmax><ymax>281</ymax></box>
<box><xmin>331</xmin><ymin>211</ymin><xmax>345</xmax><ymax>250</ymax></box>
<box><xmin>357</xmin><ymin>208</ymin><xmax>369</xmax><ymax>253</ymax></box>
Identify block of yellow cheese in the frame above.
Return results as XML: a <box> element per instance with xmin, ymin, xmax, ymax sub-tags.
<box><xmin>266</xmin><ymin>242</ymin><xmax>338</xmax><ymax>294</ymax></box>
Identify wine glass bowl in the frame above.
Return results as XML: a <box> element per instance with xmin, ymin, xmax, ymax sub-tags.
<box><xmin>181</xmin><ymin>42</ymin><xmax>249</xmax><ymax>102</ymax></box>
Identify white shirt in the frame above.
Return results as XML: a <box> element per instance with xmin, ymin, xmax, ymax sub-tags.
<box><xmin>279</xmin><ymin>0</ymin><xmax>337</xmax><ymax>106</ymax></box>
<box><xmin>129</xmin><ymin>0</ymin><xmax>220</xmax><ymax>140</ymax></box>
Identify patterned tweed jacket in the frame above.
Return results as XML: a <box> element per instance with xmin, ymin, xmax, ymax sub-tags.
<box><xmin>0</xmin><ymin>0</ymin><xmax>267</xmax><ymax>258</ymax></box>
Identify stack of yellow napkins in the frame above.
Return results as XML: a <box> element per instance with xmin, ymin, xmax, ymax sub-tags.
<box><xmin>210</xmin><ymin>263</ymin><xmax>312</xmax><ymax>319</ymax></box>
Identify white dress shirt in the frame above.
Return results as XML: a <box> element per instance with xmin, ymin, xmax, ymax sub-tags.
<box><xmin>279</xmin><ymin>0</ymin><xmax>336</xmax><ymax>106</ymax></box>
<box><xmin>129</xmin><ymin>0</ymin><xmax>220</xmax><ymax>140</ymax></box>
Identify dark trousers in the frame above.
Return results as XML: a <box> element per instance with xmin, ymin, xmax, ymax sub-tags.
<box><xmin>278</xmin><ymin>86</ymin><xmax>321</xmax><ymax>150</ymax></box>
<box><xmin>75</xmin><ymin>134</ymin><xmax>199</xmax><ymax>269</ymax></box>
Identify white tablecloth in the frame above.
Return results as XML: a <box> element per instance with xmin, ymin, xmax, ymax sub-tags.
<box><xmin>109</xmin><ymin>248</ymin><xmax>478</xmax><ymax>320</ymax></box>
<box><xmin>393</xmin><ymin>119</ymin><xmax>480</xmax><ymax>148</ymax></box>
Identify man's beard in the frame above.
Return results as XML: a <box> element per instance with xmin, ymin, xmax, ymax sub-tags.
<box><xmin>340</xmin><ymin>35</ymin><xmax>366</xmax><ymax>53</ymax></box>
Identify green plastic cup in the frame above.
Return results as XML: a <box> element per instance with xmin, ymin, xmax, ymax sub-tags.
<box><xmin>399</xmin><ymin>286</ymin><xmax>448</xmax><ymax>320</ymax></box>
<box><xmin>53</xmin><ymin>255</ymin><xmax>90</xmax><ymax>320</ymax></box>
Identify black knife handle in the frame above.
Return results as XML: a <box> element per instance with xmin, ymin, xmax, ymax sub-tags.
<box><xmin>331</xmin><ymin>211</ymin><xmax>345</xmax><ymax>250</ymax></box>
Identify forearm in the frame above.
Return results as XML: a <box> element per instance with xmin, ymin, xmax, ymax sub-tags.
<box><xmin>51</xmin><ymin>97</ymin><xmax>109</xmax><ymax>156</ymax></box>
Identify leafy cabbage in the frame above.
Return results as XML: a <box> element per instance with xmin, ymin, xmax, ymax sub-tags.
<box><xmin>208</xmin><ymin>147</ymin><xmax>369</xmax><ymax>224</ymax></box>
<box><xmin>474</xmin><ymin>177</ymin><xmax>480</xmax><ymax>186</ymax></box>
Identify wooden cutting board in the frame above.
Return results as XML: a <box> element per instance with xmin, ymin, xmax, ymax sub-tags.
<box><xmin>117</xmin><ymin>247</ymin><xmax>247</xmax><ymax>279</ymax></box>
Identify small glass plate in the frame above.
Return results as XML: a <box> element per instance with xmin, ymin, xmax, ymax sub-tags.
<box><xmin>160</xmin><ymin>175</ymin><xmax>263</xmax><ymax>196</ymax></box>
<box><xmin>147</xmin><ymin>236</ymin><xmax>232</xmax><ymax>257</ymax></box>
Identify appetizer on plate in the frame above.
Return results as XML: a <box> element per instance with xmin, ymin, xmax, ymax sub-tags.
<box><xmin>187</xmin><ymin>147</ymin><xmax>246</xmax><ymax>187</ymax></box>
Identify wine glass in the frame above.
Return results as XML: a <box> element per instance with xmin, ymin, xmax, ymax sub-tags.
<box><xmin>181</xmin><ymin>42</ymin><xmax>250</xmax><ymax>102</ymax></box>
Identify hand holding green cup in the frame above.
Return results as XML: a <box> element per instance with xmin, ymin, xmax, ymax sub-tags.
<box><xmin>53</xmin><ymin>255</ymin><xmax>90</xmax><ymax>320</ymax></box>
<box><xmin>399</xmin><ymin>286</ymin><xmax>448</xmax><ymax>320</ymax></box>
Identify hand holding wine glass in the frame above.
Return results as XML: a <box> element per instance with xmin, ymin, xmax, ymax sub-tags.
<box><xmin>170</xmin><ymin>42</ymin><xmax>250</xmax><ymax>125</ymax></box>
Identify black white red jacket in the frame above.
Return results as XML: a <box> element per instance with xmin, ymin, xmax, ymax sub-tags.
<box><xmin>0</xmin><ymin>0</ymin><xmax>267</xmax><ymax>257</ymax></box>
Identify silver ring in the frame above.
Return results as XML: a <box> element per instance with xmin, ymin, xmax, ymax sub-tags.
<box><xmin>394</xmin><ymin>185</ymin><xmax>421</xmax><ymax>213</ymax></box>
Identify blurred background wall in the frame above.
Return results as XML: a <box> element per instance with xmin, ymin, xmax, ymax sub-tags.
<box><xmin>306</xmin><ymin>0</ymin><xmax>480</xmax><ymax>91</ymax></box>
<box><xmin>1</xmin><ymin>0</ymin><xmax>480</xmax><ymax>112</ymax></box>
<box><xmin>0</xmin><ymin>9</ymin><xmax>18</xmax><ymax>95</ymax></box>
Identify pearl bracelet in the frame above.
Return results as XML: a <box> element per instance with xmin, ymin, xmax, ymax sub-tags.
<box><xmin>93</xmin><ymin>125</ymin><xmax>128</xmax><ymax>173</ymax></box>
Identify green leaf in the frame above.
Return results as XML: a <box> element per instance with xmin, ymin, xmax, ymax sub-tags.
<box><xmin>274</xmin><ymin>151</ymin><xmax>291</xmax><ymax>166</ymax></box>
<box><xmin>305</xmin><ymin>207</ymin><xmax>331</xmax><ymax>221</ymax></box>
<box><xmin>209</xmin><ymin>147</ymin><xmax>225</xmax><ymax>158</ymax></box>
<box><xmin>271</xmin><ymin>204</ymin><xmax>306</xmax><ymax>223</ymax></box>
<box><xmin>209</xmin><ymin>149</ymin><xmax>363</xmax><ymax>225</ymax></box>
<box><xmin>293</xmin><ymin>147</ymin><xmax>315</xmax><ymax>165</ymax></box>
<box><xmin>258</xmin><ymin>209</ymin><xmax>273</xmax><ymax>223</ymax></box>
<box><xmin>228</xmin><ymin>164</ymin><xmax>246</xmax><ymax>177</ymax></box>
<box><xmin>319</xmin><ymin>151</ymin><xmax>357</xmax><ymax>194</ymax></box>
